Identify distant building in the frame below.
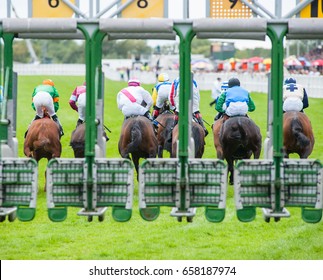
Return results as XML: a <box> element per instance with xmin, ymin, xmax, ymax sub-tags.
<box><xmin>210</xmin><ymin>42</ymin><xmax>236</xmax><ymax>60</ymax></box>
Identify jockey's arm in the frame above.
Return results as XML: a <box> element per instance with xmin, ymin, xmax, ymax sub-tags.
<box><xmin>248</xmin><ymin>96</ymin><xmax>256</xmax><ymax>112</ymax></box>
<box><xmin>302</xmin><ymin>88</ymin><xmax>309</xmax><ymax>109</ymax></box>
<box><xmin>143</xmin><ymin>89</ymin><xmax>153</xmax><ymax>110</ymax></box>
<box><xmin>215</xmin><ymin>93</ymin><xmax>226</xmax><ymax>113</ymax></box>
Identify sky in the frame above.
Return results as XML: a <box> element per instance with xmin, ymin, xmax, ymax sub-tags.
<box><xmin>0</xmin><ymin>0</ymin><xmax>299</xmax><ymax>49</ymax></box>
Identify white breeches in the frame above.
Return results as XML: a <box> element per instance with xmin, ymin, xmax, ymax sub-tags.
<box><xmin>119</xmin><ymin>101</ymin><xmax>148</xmax><ymax>117</ymax></box>
<box><xmin>283</xmin><ymin>97</ymin><xmax>303</xmax><ymax>112</ymax></box>
<box><xmin>226</xmin><ymin>101</ymin><xmax>248</xmax><ymax>117</ymax></box>
<box><xmin>77</xmin><ymin>93</ymin><xmax>86</xmax><ymax>121</ymax></box>
<box><xmin>33</xmin><ymin>91</ymin><xmax>55</xmax><ymax>117</ymax></box>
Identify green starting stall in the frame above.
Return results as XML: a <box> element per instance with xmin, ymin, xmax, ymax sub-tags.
<box><xmin>139</xmin><ymin>18</ymin><xmax>266</xmax><ymax>222</ymax></box>
<box><xmin>1</xmin><ymin>18</ymin><xmax>323</xmax><ymax>223</ymax></box>
<box><xmin>0</xmin><ymin>21</ymin><xmax>37</xmax><ymax>222</ymax></box>
<box><xmin>235</xmin><ymin>19</ymin><xmax>323</xmax><ymax>223</ymax></box>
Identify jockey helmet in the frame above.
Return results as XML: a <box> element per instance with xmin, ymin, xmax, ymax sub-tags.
<box><xmin>284</xmin><ymin>77</ymin><xmax>296</xmax><ymax>85</ymax></box>
<box><xmin>221</xmin><ymin>81</ymin><xmax>229</xmax><ymax>91</ymax></box>
<box><xmin>228</xmin><ymin>77</ymin><xmax>240</xmax><ymax>88</ymax></box>
<box><xmin>43</xmin><ymin>79</ymin><xmax>54</xmax><ymax>86</ymax></box>
<box><xmin>157</xmin><ymin>73</ymin><xmax>169</xmax><ymax>82</ymax></box>
<box><xmin>128</xmin><ymin>79</ymin><xmax>141</xmax><ymax>87</ymax></box>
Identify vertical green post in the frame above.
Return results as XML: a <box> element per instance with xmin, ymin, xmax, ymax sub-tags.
<box><xmin>174</xmin><ymin>22</ymin><xmax>195</xmax><ymax>211</ymax></box>
<box><xmin>77</xmin><ymin>23</ymin><xmax>99</xmax><ymax>211</ymax></box>
<box><xmin>267</xmin><ymin>22</ymin><xmax>287</xmax><ymax>212</ymax></box>
<box><xmin>0</xmin><ymin>33</ymin><xmax>14</xmax><ymax>145</ymax></box>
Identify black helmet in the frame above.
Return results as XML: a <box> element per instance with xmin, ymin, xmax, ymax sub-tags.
<box><xmin>228</xmin><ymin>77</ymin><xmax>240</xmax><ymax>88</ymax></box>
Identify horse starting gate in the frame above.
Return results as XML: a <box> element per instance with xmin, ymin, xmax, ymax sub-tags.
<box><xmin>46</xmin><ymin>158</ymin><xmax>134</xmax><ymax>222</ymax></box>
<box><xmin>234</xmin><ymin>159</ymin><xmax>323</xmax><ymax>223</ymax></box>
<box><xmin>0</xmin><ymin>158</ymin><xmax>38</xmax><ymax>222</ymax></box>
<box><xmin>139</xmin><ymin>159</ymin><xmax>227</xmax><ymax>222</ymax></box>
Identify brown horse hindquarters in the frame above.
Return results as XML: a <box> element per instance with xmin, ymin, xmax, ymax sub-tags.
<box><xmin>118</xmin><ymin>116</ymin><xmax>158</xmax><ymax>175</ymax></box>
<box><xmin>155</xmin><ymin>113</ymin><xmax>175</xmax><ymax>158</ymax></box>
<box><xmin>171</xmin><ymin>122</ymin><xmax>205</xmax><ymax>158</ymax></box>
<box><xmin>24</xmin><ymin>118</ymin><xmax>61</xmax><ymax>162</ymax></box>
<box><xmin>283</xmin><ymin>111</ymin><xmax>314</xmax><ymax>158</ymax></box>
<box><xmin>212</xmin><ymin>119</ymin><xmax>225</xmax><ymax>159</ymax></box>
<box><xmin>70</xmin><ymin>123</ymin><xmax>86</xmax><ymax>158</ymax></box>
<box><xmin>220</xmin><ymin>117</ymin><xmax>262</xmax><ymax>184</ymax></box>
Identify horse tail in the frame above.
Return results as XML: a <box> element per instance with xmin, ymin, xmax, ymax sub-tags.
<box><xmin>127</xmin><ymin>122</ymin><xmax>142</xmax><ymax>153</ymax></box>
<box><xmin>291</xmin><ymin>118</ymin><xmax>310</xmax><ymax>147</ymax></box>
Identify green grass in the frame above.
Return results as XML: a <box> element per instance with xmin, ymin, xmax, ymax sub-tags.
<box><xmin>1</xmin><ymin>75</ymin><xmax>323</xmax><ymax>260</ymax></box>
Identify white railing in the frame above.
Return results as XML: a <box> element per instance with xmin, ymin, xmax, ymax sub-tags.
<box><xmin>13</xmin><ymin>63</ymin><xmax>323</xmax><ymax>98</ymax></box>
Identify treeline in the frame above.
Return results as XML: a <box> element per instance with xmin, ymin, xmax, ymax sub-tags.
<box><xmin>11</xmin><ymin>37</ymin><xmax>314</xmax><ymax>64</ymax></box>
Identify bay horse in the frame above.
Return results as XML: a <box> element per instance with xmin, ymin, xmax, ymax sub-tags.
<box><xmin>70</xmin><ymin>123</ymin><xmax>86</xmax><ymax>158</ymax></box>
<box><xmin>118</xmin><ymin>116</ymin><xmax>158</xmax><ymax>178</ymax></box>
<box><xmin>171</xmin><ymin>122</ymin><xmax>205</xmax><ymax>158</ymax></box>
<box><xmin>212</xmin><ymin>118</ymin><xmax>225</xmax><ymax>159</ymax></box>
<box><xmin>24</xmin><ymin>117</ymin><xmax>61</xmax><ymax>162</ymax></box>
<box><xmin>283</xmin><ymin>111</ymin><xmax>314</xmax><ymax>158</ymax></box>
<box><xmin>24</xmin><ymin>116</ymin><xmax>62</xmax><ymax>192</ymax></box>
<box><xmin>155</xmin><ymin>112</ymin><xmax>175</xmax><ymax>158</ymax></box>
<box><xmin>219</xmin><ymin>116</ymin><xmax>262</xmax><ymax>184</ymax></box>
<box><xmin>70</xmin><ymin>122</ymin><xmax>109</xmax><ymax>158</ymax></box>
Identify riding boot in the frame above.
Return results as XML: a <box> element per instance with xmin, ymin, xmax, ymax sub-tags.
<box><xmin>152</xmin><ymin>106</ymin><xmax>160</xmax><ymax>120</ymax></box>
<box><xmin>24</xmin><ymin>115</ymin><xmax>41</xmax><ymax>138</ymax></box>
<box><xmin>52</xmin><ymin>114</ymin><xmax>64</xmax><ymax>136</ymax></box>
<box><xmin>194</xmin><ymin>112</ymin><xmax>209</xmax><ymax>137</ymax></box>
<box><xmin>144</xmin><ymin>111</ymin><xmax>158</xmax><ymax>133</ymax></box>
<box><xmin>214</xmin><ymin>112</ymin><xmax>223</xmax><ymax>121</ymax></box>
<box><xmin>76</xmin><ymin>118</ymin><xmax>83</xmax><ymax>127</ymax></box>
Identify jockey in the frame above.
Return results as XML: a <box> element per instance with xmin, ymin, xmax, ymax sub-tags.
<box><xmin>216</xmin><ymin>77</ymin><xmax>255</xmax><ymax>117</ymax></box>
<box><xmin>117</xmin><ymin>78</ymin><xmax>154</xmax><ymax>122</ymax></box>
<box><xmin>69</xmin><ymin>81</ymin><xmax>86</xmax><ymax>127</ymax></box>
<box><xmin>27</xmin><ymin>79</ymin><xmax>64</xmax><ymax>137</ymax></box>
<box><xmin>151</xmin><ymin>72</ymin><xmax>173</xmax><ymax>119</ymax></box>
<box><xmin>283</xmin><ymin>77</ymin><xmax>309</xmax><ymax>113</ymax></box>
<box><xmin>214</xmin><ymin>81</ymin><xmax>229</xmax><ymax>120</ymax></box>
<box><xmin>169</xmin><ymin>76</ymin><xmax>209</xmax><ymax>136</ymax></box>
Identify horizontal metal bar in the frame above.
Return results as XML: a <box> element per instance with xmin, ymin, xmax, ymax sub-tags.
<box><xmin>100</xmin><ymin>18</ymin><xmax>173</xmax><ymax>33</ymax></box>
<box><xmin>2</xmin><ymin>18</ymin><xmax>77</xmax><ymax>33</ymax></box>
<box><xmin>196</xmin><ymin>32</ymin><xmax>266</xmax><ymax>41</ymax></box>
<box><xmin>193</xmin><ymin>18</ymin><xmax>267</xmax><ymax>33</ymax></box>
<box><xmin>288</xmin><ymin>18</ymin><xmax>323</xmax><ymax>34</ymax></box>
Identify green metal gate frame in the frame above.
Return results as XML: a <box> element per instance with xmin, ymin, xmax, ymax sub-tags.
<box><xmin>1</xmin><ymin>18</ymin><xmax>323</xmax><ymax>223</ymax></box>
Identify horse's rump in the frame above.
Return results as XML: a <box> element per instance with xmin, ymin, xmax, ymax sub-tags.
<box><xmin>24</xmin><ymin>118</ymin><xmax>61</xmax><ymax>161</ymax></box>
<box><xmin>283</xmin><ymin>111</ymin><xmax>314</xmax><ymax>158</ymax></box>
<box><xmin>171</xmin><ymin>122</ymin><xmax>205</xmax><ymax>158</ymax></box>
<box><xmin>156</xmin><ymin>113</ymin><xmax>175</xmax><ymax>157</ymax></box>
<box><xmin>118</xmin><ymin>116</ymin><xmax>158</xmax><ymax>175</ymax></box>
<box><xmin>70</xmin><ymin>123</ymin><xmax>86</xmax><ymax>158</ymax></box>
<box><xmin>220</xmin><ymin>116</ymin><xmax>262</xmax><ymax>184</ymax></box>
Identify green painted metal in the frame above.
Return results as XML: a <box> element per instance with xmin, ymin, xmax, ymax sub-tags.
<box><xmin>267</xmin><ymin>22</ymin><xmax>288</xmax><ymax>215</ymax></box>
<box><xmin>0</xmin><ymin>158</ymin><xmax>38</xmax><ymax>222</ymax></box>
<box><xmin>139</xmin><ymin>159</ymin><xmax>227</xmax><ymax>222</ymax></box>
<box><xmin>173</xmin><ymin>22</ymin><xmax>195</xmax><ymax>213</ymax></box>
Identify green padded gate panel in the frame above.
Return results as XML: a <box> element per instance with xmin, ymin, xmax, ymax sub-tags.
<box><xmin>94</xmin><ymin>158</ymin><xmax>134</xmax><ymax>222</ymax></box>
<box><xmin>139</xmin><ymin>159</ymin><xmax>227</xmax><ymax>222</ymax></box>
<box><xmin>188</xmin><ymin>159</ymin><xmax>227</xmax><ymax>222</ymax></box>
<box><xmin>282</xmin><ymin>159</ymin><xmax>323</xmax><ymax>223</ymax></box>
<box><xmin>139</xmin><ymin>159</ymin><xmax>178</xmax><ymax>221</ymax></box>
<box><xmin>46</xmin><ymin>158</ymin><xmax>86</xmax><ymax>222</ymax></box>
<box><xmin>0</xmin><ymin>158</ymin><xmax>38</xmax><ymax>222</ymax></box>
<box><xmin>234</xmin><ymin>160</ymin><xmax>275</xmax><ymax>222</ymax></box>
